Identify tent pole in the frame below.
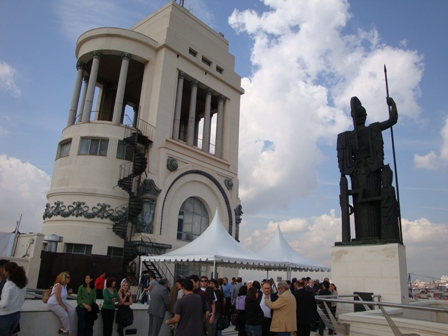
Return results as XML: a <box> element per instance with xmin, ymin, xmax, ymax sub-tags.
<box><xmin>213</xmin><ymin>260</ymin><xmax>216</xmax><ymax>279</ymax></box>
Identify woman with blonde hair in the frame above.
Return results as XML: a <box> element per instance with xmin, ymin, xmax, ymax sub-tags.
<box><xmin>116</xmin><ymin>280</ymin><xmax>133</xmax><ymax>336</ymax></box>
<box><xmin>0</xmin><ymin>262</ymin><xmax>28</xmax><ymax>335</ymax></box>
<box><xmin>48</xmin><ymin>271</ymin><xmax>75</xmax><ymax>335</ymax></box>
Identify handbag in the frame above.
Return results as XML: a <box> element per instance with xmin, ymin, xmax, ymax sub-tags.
<box><xmin>216</xmin><ymin>316</ymin><xmax>229</xmax><ymax>331</ymax></box>
<box><xmin>42</xmin><ymin>287</ymin><xmax>53</xmax><ymax>303</ymax></box>
<box><xmin>230</xmin><ymin>312</ymin><xmax>240</xmax><ymax>326</ymax></box>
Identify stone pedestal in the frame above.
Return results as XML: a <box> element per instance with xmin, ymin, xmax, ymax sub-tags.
<box><xmin>331</xmin><ymin>243</ymin><xmax>408</xmax><ymax>304</ymax></box>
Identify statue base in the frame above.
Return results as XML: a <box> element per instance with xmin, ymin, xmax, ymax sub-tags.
<box><xmin>335</xmin><ymin>238</ymin><xmax>401</xmax><ymax>246</ymax></box>
<box><xmin>330</xmin><ymin>243</ymin><xmax>408</xmax><ymax>305</ymax></box>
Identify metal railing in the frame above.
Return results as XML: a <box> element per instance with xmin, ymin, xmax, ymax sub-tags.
<box><xmin>316</xmin><ymin>295</ymin><xmax>448</xmax><ymax>336</ymax></box>
<box><xmin>122</xmin><ymin>114</ymin><xmax>155</xmax><ymax>142</ymax></box>
<box><xmin>138</xmin><ymin>236</ymin><xmax>174</xmax><ymax>281</ymax></box>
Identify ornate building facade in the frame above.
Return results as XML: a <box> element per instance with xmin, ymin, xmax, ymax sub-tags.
<box><xmin>42</xmin><ymin>2</ymin><xmax>243</xmax><ymax>277</ymax></box>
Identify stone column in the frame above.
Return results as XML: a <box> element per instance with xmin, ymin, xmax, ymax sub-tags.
<box><xmin>77</xmin><ymin>76</ymin><xmax>89</xmax><ymax>123</ymax></box>
<box><xmin>186</xmin><ymin>80</ymin><xmax>198</xmax><ymax>146</ymax></box>
<box><xmin>215</xmin><ymin>95</ymin><xmax>225</xmax><ymax>157</ymax></box>
<box><xmin>172</xmin><ymin>72</ymin><xmax>185</xmax><ymax>139</ymax></box>
<box><xmin>202</xmin><ymin>88</ymin><xmax>213</xmax><ymax>152</ymax></box>
<box><xmin>194</xmin><ymin>120</ymin><xmax>200</xmax><ymax>147</ymax></box>
<box><xmin>81</xmin><ymin>52</ymin><xmax>102</xmax><ymax>123</ymax></box>
<box><xmin>112</xmin><ymin>53</ymin><xmax>132</xmax><ymax>125</ymax></box>
<box><xmin>132</xmin><ymin>106</ymin><xmax>139</xmax><ymax>128</ymax></box>
<box><xmin>67</xmin><ymin>62</ymin><xmax>85</xmax><ymax>127</ymax></box>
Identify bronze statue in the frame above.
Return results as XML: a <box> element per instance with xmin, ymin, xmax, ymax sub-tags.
<box><xmin>337</xmin><ymin>96</ymin><xmax>400</xmax><ymax>244</ymax></box>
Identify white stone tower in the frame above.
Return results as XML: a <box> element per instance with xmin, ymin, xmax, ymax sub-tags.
<box><xmin>42</xmin><ymin>2</ymin><xmax>244</xmax><ymax>277</ymax></box>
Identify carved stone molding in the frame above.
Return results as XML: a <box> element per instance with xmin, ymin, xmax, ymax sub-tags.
<box><xmin>224</xmin><ymin>178</ymin><xmax>233</xmax><ymax>190</ymax></box>
<box><xmin>167</xmin><ymin>157</ymin><xmax>179</xmax><ymax>171</ymax></box>
<box><xmin>43</xmin><ymin>201</ymin><xmax>127</xmax><ymax>222</ymax></box>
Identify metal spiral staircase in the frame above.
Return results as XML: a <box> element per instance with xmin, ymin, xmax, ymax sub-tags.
<box><xmin>113</xmin><ymin>123</ymin><xmax>151</xmax><ymax>274</ymax></box>
<box><xmin>111</xmin><ymin>118</ymin><xmax>173</xmax><ymax>283</ymax></box>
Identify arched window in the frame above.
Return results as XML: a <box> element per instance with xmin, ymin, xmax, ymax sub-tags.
<box><xmin>177</xmin><ymin>197</ymin><xmax>209</xmax><ymax>241</ymax></box>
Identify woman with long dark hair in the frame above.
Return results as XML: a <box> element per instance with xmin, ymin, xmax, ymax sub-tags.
<box><xmin>48</xmin><ymin>271</ymin><xmax>75</xmax><ymax>335</ymax></box>
<box><xmin>245</xmin><ymin>287</ymin><xmax>263</xmax><ymax>336</ymax></box>
<box><xmin>102</xmin><ymin>276</ymin><xmax>118</xmax><ymax>336</ymax></box>
<box><xmin>76</xmin><ymin>274</ymin><xmax>97</xmax><ymax>336</ymax></box>
<box><xmin>0</xmin><ymin>262</ymin><xmax>28</xmax><ymax>335</ymax></box>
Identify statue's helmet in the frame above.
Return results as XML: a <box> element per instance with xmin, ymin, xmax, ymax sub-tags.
<box><xmin>350</xmin><ymin>96</ymin><xmax>366</xmax><ymax>124</ymax></box>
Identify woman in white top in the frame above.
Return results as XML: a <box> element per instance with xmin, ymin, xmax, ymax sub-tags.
<box><xmin>329</xmin><ymin>283</ymin><xmax>338</xmax><ymax>320</ymax></box>
<box><xmin>48</xmin><ymin>271</ymin><xmax>75</xmax><ymax>335</ymax></box>
<box><xmin>0</xmin><ymin>262</ymin><xmax>28</xmax><ymax>335</ymax></box>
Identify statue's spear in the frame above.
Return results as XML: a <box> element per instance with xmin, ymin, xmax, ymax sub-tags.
<box><xmin>384</xmin><ymin>64</ymin><xmax>403</xmax><ymax>243</ymax></box>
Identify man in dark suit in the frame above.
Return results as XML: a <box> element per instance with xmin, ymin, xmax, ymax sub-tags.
<box><xmin>147</xmin><ymin>278</ymin><xmax>170</xmax><ymax>336</ymax></box>
<box><xmin>258</xmin><ymin>280</ymin><xmax>278</xmax><ymax>336</ymax></box>
<box><xmin>293</xmin><ymin>279</ymin><xmax>317</xmax><ymax>336</ymax></box>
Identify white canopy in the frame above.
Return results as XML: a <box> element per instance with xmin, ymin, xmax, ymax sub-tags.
<box><xmin>141</xmin><ymin>210</ymin><xmax>285</xmax><ymax>270</ymax></box>
<box><xmin>257</xmin><ymin>225</ymin><xmax>331</xmax><ymax>273</ymax></box>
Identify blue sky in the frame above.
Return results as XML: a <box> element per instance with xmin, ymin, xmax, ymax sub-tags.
<box><xmin>0</xmin><ymin>0</ymin><xmax>447</xmax><ymax>281</ymax></box>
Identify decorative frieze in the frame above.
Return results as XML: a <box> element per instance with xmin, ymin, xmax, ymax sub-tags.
<box><xmin>43</xmin><ymin>201</ymin><xmax>127</xmax><ymax>222</ymax></box>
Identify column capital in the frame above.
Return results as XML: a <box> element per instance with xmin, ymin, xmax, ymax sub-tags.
<box><xmin>218</xmin><ymin>95</ymin><xmax>226</xmax><ymax>102</ymax></box>
<box><xmin>121</xmin><ymin>53</ymin><xmax>132</xmax><ymax>61</ymax></box>
<box><xmin>178</xmin><ymin>71</ymin><xmax>186</xmax><ymax>79</ymax></box>
<box><xmin>190</xmin><ymin>80</ymin><xmax>199</xmax><ymax>87</ymax></box>
<box><xmin>205</xmin><ymin>88</ymin><xmax>214</xmax><ymax>95</ymax></box>
<box><xmin>92</xmin><ymin>51</ymin><xmax>103</xmax><ymax>59</ymax></box>
<box><xmin>76</xmin><ymin>61</ymin><xmax>85</xmax><ymax>71</ymax></box>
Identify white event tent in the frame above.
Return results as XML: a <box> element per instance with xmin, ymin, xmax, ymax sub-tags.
<box><xmin>257</xmin><ymin>225</ymin><xmax>331</xmax><ymax>278</ymax></box>
<box><xmin>141</xmin><ymin>210</ymin><xmax>286</xmax><ymax>276</ymax></box>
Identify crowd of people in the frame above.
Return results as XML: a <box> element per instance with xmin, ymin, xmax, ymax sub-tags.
<box><xmin>0</xmin><ymin>263</ymin><xmax>134</xmax><ymax>336</ymax></box>
<box><xmin>161</xmin><ymin>274</ymin><xmax>338</xmax><ymax>336</ymax></box>
<box><xmin>0</xmin><ymin>262</ymin><xmax>338</xmax><ymax>336</ymax></box>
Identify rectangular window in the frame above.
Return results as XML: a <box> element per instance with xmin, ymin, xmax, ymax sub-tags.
<box><xmin>107</xmin><ymin>247</ymin><xmax>123</xmax><ymax>258</ymax></box>
<box><xmin>66</xmin><ymin>243</ymin><xmax>92</xmax><ymax>255</ymax></box>
<box><xmin>79</xmin><ymin>138</ymin><xmax>109</xmax><ymax>156</ymax></box>
<box><xmin>57</xmin><ymin>140</ymin><xmax>72</xmax><ymax>158</ymax></box>
<box><xmin>202</xmin><ymin>56</ymin><xmax>212</xmax><ymax>67</ymax></box>
<box><xmin>116</xmin><ymin>140</ymin><xmax>134</xmax><ymax>161</ymax></box>
<box><xmin>216</xmin><ymin>66</ymin><xmax>223</xmax><ymax>74</ymax></box>
<box><xmin>189</xmin><ymin>48</ymin><xmax>197</xmax><ymax>57</ymax></box>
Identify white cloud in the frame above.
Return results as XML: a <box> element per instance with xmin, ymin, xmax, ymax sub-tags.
<box><xmin>0</xmin><ymin>155</ymin><xmax>50</xmax><ymax>233</ymax></box>
<box><xmin>240</xmin><ymin>211</ymin><xmax>448</xmax><ymax>279</ymax></box>
<box><xmin>0</xmin><ymin>61</ymin><xmax>21</xmax><ymax>97</ymax></box>
<box><xmin>414</xmin><ymin>116</ymin><xmax>448</xmax><ymax>169</ymax></box>
<box><xmin>402</xmin><ymin>217</ymin><xmax>448</xmax><ymax>277</ymax></box>
<box><xmin>241</xmin><ymin>210</ymin><xmax>340</xmax><ymax>268</ymax></box>
<box><xmin>53</xmin><ymin>0</ymin><xmax>216</xmax><ymax>42</ymax></box>
<box><xmin>230</xmin><ymin>0</ymin><xmax>424</xmax><ymax>214</ymax></box>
